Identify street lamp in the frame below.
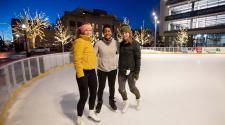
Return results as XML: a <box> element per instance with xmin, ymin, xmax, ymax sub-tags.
<box><xmin>152</xmin><ymin>11</ymin><xmax>159</xmax><ymax>47</ymax></box>
<box><xmin>21</xmin><ymin>24</ymin><xmax>31</xmax><ymax>57</ymax></box>
<box><xmin>15</xmin><ymin>34</ymin><xmax>20</xmax><ymax>38</ymax></box>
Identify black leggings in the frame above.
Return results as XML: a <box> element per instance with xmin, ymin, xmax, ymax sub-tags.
<box><xmin>76</xmin><ymin>69</ymin><xmax>97</xmax><ymax>116</ymax></box>
<box><xmin>97</xmin><ymin>69</ymin><xmax>117</xmax><ymax>102</ymax></box>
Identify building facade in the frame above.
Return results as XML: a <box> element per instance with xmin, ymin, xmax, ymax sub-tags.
<box><xmin>160</xmin><ymin>0</ymin><xmax>225</xmax><ymax>47</ymax></box>
<box><xmin>61</xmin><ymin>8</ymin><xmax>121</xmax><ymax>39</ymax></box>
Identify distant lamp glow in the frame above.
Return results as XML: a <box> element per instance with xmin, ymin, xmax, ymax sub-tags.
<box><xmin>152</xmin><ymin>12</ymin><xmax>156</xmax><ymax>16</ymax></box>
<box><xmin>21</xmin><ymin>24</ymin><xmax>26</xmax><ymax>29</ymax></box>
<box><xmin>204</xmin><ymin>34</ymin><xmax>207</xmax><ymax>37</ymax></box>
<box><xmin>196</xmin><ymin>34</ymin><xmax>202</xmax><ymax>38</ymax></box>
<box><xmin>157</xmin><ymin>21</ymin><xmax>160</xmax><ymax>24</ymax></box>
<box><xmin>15</xmin><ymin>34</ymin><xmax>20</xmax><ymax>38</ymax></box>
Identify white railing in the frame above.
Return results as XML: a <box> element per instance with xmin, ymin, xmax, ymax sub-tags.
<box><xmin>0</xmin><ymin>52</ymin><xmax>73</xmax><ymax>114</ymax></box>
<box><xmin>141</xmin><ymin>47</ymin><xmax>225</xmax><ymax>54</ymax></box>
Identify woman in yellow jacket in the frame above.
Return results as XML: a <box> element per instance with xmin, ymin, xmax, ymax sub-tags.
<box><xmin>73</xmin><ymin>23</ymin><xmax>100</xmax><ymax>125</ymax></box>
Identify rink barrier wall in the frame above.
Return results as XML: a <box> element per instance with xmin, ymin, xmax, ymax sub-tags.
<box><xmin>141</xmin><ymin>47</ymin><xmax>225</xmax><ymax>54</ymax></box>
<box><xmin>0</xmin><ymin>52</ymin><xmax>73</xmax><ymax>125</ymax></box>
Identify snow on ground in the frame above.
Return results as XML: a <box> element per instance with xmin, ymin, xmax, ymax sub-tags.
<box><xmin>5</xmin><ymin>54</ymin><xmax>225</xmax><ymax>125</ymax></box>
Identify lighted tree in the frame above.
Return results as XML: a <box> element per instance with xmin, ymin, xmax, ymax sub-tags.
<box><xmin>123</xmin><ymin>17</ymin><xmax>129</xmax><ymax>25</ymax></box>
<box><xmin>176</xmin><ymin>28</ymin><xmax>189</xmax><ymax>47</ymax></box>
<box><xmin>54</xmin><ymin>19</ymin><xmax>72</xmax><ymax>52</ymax></box>
<box><xmin>134</xmin><ymin>27</ymin><xmax>153</xmax><ymax>46</ymax></box>
<box><xmin>12</xmin><ymin>9</ymin><xmax>50</xmax><ymax>49</ymax></box>
<box><xmin>91</xmin><ymin>32</ymin><xmax>99</xmax><ymax>45</ymax></box>
<box><xmin>116</xmin><ymin>28</ymin><xmax>122</xmax><ymax>42</ymax></box>
<box><xmin>115</xmin><ymin>17</ymin><xmax>129</xmax><ymax>42</ymax></box>
<box><xmin>176</xmin><ymin>28</ymin><xmax>188</xmax><ymax>47</ymax></box>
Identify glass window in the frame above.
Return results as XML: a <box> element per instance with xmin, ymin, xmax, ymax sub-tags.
<box><xmin>194</xmin><ymin>0</ymin><xmax>225</xmax><ymax>11</ymax></box>
<box><xmin>95</xmin><ymin>24</ymin><xmax>98</xmax><ymax>30</ymax></box>
<box><xmin>168</xmin><ymin>19</ymin><xmax>191</xmax><ymax>31</ymax></box>
<box><xmin>91</xmin><ymin>23</ymin><xmax>95</xmax><ymax>30</ymax></box>
<box><xmin>169</xmin><ymin>3</ymin><xmax>192</xmax><ymax>15</ymax></box>
<box><xmin>192</xmin><ymin>33</ymin><xmax>225</xmax><ymax>47</ymax></box>
<box><xmin>192</xmin><ymin>14</ymin><xmax>225</xmax><ymax>29</ymax></box>
<box><xmin>217</xmin><ymin>14</ymin><xmax>225</xmax><ymax>25</ymax></box>
<box><xmin>205</xmin><ymin>16</ymin><xmax>217</xmax><ymax>27</ymax></box>
<box><xmin>219</xmin><ymin>0</ymin><xmax>225</xmax><ymax>6</ymax></box>
<box><xmin>193</xmin><ymin>17</ymin><xmax>205</xmax><ymax>28</ymax></box>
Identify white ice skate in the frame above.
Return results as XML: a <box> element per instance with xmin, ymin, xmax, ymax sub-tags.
<box><xmin>136</xmin><ymin>99</ymin><xmax>141</xmax><ymax>110</ymax></box>
<box><xmin>88</xmin><ymin>110</ymin><xmax>101</xmax><ymax>122</ymax></box>
<box><xmin>122</xmin><ymin>100</ymin><xmax>129</xmax><ymax>113</ymax></box>
<box><xmin>76</xmin><ymin>116</ymin><xmax>84</xmax><ymax>125</ymax></box>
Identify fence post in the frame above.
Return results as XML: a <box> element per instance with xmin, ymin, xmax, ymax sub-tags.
<box><xmin>11</xmin><ymin>64</ymin><xmax>17</xmax><ymax>87</ymax></box>
<box><xmin>4</xmin><ymin>66</ymin><xmax>12</xmax><ymax>94</ymax></box>
<box><xmin>36</xmin><ymin>57</ymin><xmax>41</xmax><ymax>75</ymax></box>
<box><xmin>28</xmin><ymin>59</ymin><xmax>32</xmax><ymax>79</ymax></box>
<box><xmin>21</xmin><ymin>61</ymin><xmax>27</xmax><ymax>83</ymax></box>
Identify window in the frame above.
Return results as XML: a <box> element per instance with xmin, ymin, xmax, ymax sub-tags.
<box><xmin>92</xmin><ymin>23</ymin><xmax>95</xmax><ymax>30</ymax></box>
<box><xmin>169</xmin><ymin>3</ymin><xmax>192</xmax><ymax>15</ymax></box>
<box><xmin>194</xmin><ymin>0</ymin><xmax>225</xmax><ymax>11</ymax></box>
<box><xmin>192</xmin><ymin>14</ymin><xmax>225</xmax><ymax>29</ymax></box>
<box><xmin>168</xmin><ymin>19</ymin><xmax>191</xmax><ymax>31</ymax></box>
<box><xmin>95</xmin><ymin>24</ymin><xmax>98</xmax><ymax>30</ymax></box>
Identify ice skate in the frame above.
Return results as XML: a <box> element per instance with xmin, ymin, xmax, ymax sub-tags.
<box><xmin>88</xmin><ymin>110</ymin><xmax>101</xmax><ymax>122</ymax></box>
<box><xmin>109</xmin><ymin>99</ymin><xmax>117</xmax><ymax>112</ymax></box>
<box><xmin>76</xmin><ymin>116</ymin><xmax>84</xmax><ymax>125</ymax></box>
<box><xmin>136</xmin><ymin>99</ymin><xmax>141</xmax><ymax>110</ymax></box>
<box><xmin>122</xmin><ymin>100</ymin><xmax>129</xmax><ymax>113</ymax></box>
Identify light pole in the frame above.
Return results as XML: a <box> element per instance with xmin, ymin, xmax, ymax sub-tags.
<box><xmin>21</xmin><ymin>24</ymin><xmax>31</xmax><ymax>57</ymax></box>
<box><xmin>204</xmin><ymin>34</ymin><xmax>207</xmax><ymax>47</ymax></box>
<box><xmin>152</xmin><ymin>12</ymin><xmax>159</xmax><ymax>47</ymax></box>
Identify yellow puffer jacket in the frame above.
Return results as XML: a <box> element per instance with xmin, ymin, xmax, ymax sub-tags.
<box><xmin>73</xmin><ymin>35</ymin><xmax>97</xmax><ymax>78</ymax></box>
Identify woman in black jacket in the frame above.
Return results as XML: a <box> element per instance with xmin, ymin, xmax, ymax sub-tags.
<box><xmin>118</xmin><ymin>24</ymin><xmax>141</xmax><ymax>113</ymax></box>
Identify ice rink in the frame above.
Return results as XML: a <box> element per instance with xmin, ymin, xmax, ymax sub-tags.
<box><xmin>5</xmin><ymin>54</ymin><xmax>225</xmax><ymax>125</ymax></box>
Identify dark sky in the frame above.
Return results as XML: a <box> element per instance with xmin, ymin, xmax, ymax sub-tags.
<box><xmin>0</xmin><ymin>0</ymin><xmax>160</xmax><ymax>40</ymax></box>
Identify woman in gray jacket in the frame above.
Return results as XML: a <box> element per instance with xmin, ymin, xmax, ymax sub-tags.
<box><xmin>94</xmin><ymin>24</ymin><xmax>119</xmax><ymax>113</ymax></box>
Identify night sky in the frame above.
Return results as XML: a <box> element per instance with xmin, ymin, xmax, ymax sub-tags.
<box><xmin>0</xmin><ymin>0</ymin><xmax>160</xmax><ymax>40</ymax></box>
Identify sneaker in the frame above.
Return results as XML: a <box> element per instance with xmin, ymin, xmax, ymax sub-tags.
<box><xmin>76</xmin><ymin>116</ymin><xmax>84</xmax><ymax>125</ymax></box>
<box><xmin>95</xmin><ymin>101</ymin><xmax>103</xmax><ymax>113</ymax></box>
<box><xmin>109</xmin><ymin>99</ymin><xmax>117</xmax><ymax>111</ymax></box>
<box><xmin>88</xmin><ymin>110</ymin><xmax>101</xmax><ymax>122</ymax></box>
<box><xmin>136</xmin><ymin>99</ymin><xmax>141</xmax><ymax>110</ymax></box>
<box><xmin>122</xmin><ymin>100</ymin><xmax>129</xmax><ymax>113</ymax></box>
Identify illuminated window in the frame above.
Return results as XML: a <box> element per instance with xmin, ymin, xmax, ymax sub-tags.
<box><xmin>194</xmin><ymin>0</ymin><xmax>225</xmax><ymax>10</ymax></box>
<box><xmin>169</xmin><ymin>3</ymin><xmax>192</xmax><ymax>15</ymax></box>
<box><xmin>168</xmin><ymin>19</ymin><xmax>191</xmax><ymax>31</ymax></box>
<box><xmin>192</xmin><ymin>14</ymin><xmax>225</xmax><ymax>28</ymax></box>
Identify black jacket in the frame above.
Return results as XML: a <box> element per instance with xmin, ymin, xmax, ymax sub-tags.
<box><xmin>118</xmin><ymin>40</ymin><xmax>141</xmax><ymax>75</ymax></box>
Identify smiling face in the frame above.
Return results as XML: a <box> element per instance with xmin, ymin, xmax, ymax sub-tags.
<box><xmin>103</xmin><ymin>27</ymin><xmax>112</xmax><ymax>40</ymax></box>
<box><xmin>122</xmin><ymin>32</ymin><xmax>130</xmax><ymax>41</ymax></box>
<box><xmin>79</xmin><ymin>23</ymin><xmax>93</xmax><ymax>37</ymax></box>
<box><xmin>83</xmin><ymin>27</ymin><xmax>93</xmax><ymax>37</ymax></box>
